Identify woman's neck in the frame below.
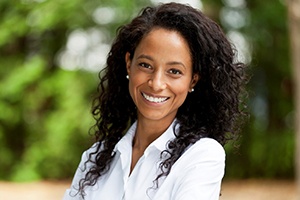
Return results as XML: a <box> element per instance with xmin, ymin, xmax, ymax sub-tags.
<box><xmin>133</xmin><ymin>117</ymin><xmax>174</xmax><ymax>151</ymax></box>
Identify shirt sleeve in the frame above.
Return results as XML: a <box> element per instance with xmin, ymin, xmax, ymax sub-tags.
<box><xmin>171</xmin><ymin>139</ymin><xmax>225</xmax><ymax>200</ymax></box>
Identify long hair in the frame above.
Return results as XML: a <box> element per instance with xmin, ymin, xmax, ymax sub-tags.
<box><xmin>78</xmin><ymin>2</ymin><xmax>247</xmax><ymax>197</ymax></box>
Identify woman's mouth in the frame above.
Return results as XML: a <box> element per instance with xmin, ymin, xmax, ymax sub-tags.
<box><xmin>142</xmin><ymin>92</ymin><xmax>169</xmax><ymax>103</ymax></box>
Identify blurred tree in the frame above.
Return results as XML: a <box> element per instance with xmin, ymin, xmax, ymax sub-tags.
<box><xmin>230</xmin><ymin>0</ymin><xmax>294</xmax><ymax>178</ymax></box>
<box><xmin>202</xmin><ymin>0</ymin><xmax>294</xmax><ymax>179</ymax></box>
<box><xmin>287</xmin><ymin>0</ymin><xmax>300</xmax><ymax>196</ymax></box>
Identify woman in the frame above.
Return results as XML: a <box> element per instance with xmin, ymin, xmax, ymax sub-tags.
<box><xmin>64</xmin><ymin>2</ymin><xmax>247</xmax><ymax>200</ymax></box>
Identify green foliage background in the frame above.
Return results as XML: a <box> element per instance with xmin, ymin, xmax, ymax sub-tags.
<box><xmin>0</xmin><ymin>0</ymin><xmax>295</xmax><ymax>181</ymax></box>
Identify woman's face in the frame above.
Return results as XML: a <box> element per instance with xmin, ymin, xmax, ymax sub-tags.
<box><xmin>125</xmin><ymin>28</ymin><xmax>199</xmax><ymax>123</ymax></box>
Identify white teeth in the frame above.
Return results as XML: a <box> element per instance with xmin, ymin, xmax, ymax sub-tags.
<box><xmin>142</xmin><ymin>93</ymin><xmax>168</xmax><ymax>103</ymax></box>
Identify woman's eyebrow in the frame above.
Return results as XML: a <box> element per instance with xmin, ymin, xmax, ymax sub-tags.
<box><xmin>137</xmin><ymin>54</ymin><xmax>154</xmax><ymax>61</ymax></box>
<box><xmin>166</xmin><ymin>61</ymin><xmax>186</xmax><ymax>69</ymax></box>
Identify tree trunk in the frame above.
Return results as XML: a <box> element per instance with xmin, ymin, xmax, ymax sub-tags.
<box><xmin>287</xmin><ymin>0</ymin><xmax>300</xmax><ymax>198</ymax></box>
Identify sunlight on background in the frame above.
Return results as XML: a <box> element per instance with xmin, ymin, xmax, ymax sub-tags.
<box><xmin>221</xmin><ymin>0</ymin><xmax>251</xmax><ymax>64</ymax></box>
<box><xmin>57</xmin><ymin>28</ymin><xmax>111</xmax><ymax>72</ymax></box>
<box><xmin>150</xmin><ymin>0</ymin><xmax>202</xmax><ymax>9</ymax></box>
<box><xmin>56</xmin><ymin>6</ymin><xmax>118</xmax><ymax>72</ymax></box>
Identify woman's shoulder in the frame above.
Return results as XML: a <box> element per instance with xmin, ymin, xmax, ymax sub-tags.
<box><xmin>189</xmin><ymin>138</ymin><xmax>224</xmax><ymax>157</ymax></box>
<box><xmin>177</xmin><ymin>138</ymin><xmax>225</xmax><ymax>167</ymax></box>
<box><xmin>79</xmin><ymin>142</ymin><xmax>102</xmax><ymax>163</ymax></box>
<box><xmin>192</xmin><ymin>137</ymin><xmax>224</xmax><ymax>152</ymax></box>
<box><xmin>162</xmin><ymin>137</ymin><xmax>225</xmax><ymax>192</ymax></box>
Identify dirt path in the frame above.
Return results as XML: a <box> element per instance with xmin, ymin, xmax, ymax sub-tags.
<box><xmin>221</xmin><ymin>179</ymin><xmax>297</xmax><ymax>200</ymax></box>
<box><xmin>0</xmin><ymin>179</ymin><xmax>297</xmax><ymax>200</ymax></box>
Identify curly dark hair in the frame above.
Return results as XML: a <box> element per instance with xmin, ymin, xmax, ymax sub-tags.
<box><xmin>77</xmin><ymin>2</ymin><xmax>247</xmax><ymax>197</ymax></box>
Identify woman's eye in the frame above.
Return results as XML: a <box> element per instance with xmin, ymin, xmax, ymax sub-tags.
<box><xmin>169</xmin><ymin>69</ymin><xmax>182</xmax><ymax>75</ymax></box>
<box><xmin>139</xmin><ymin>63</ymin><xmax>151</xmax><ymax>69</ymax></box>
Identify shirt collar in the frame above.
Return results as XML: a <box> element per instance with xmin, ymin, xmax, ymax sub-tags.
<box><xmin>114</xmin><ymin>121</ymin><xmax>137</xmax><ymax>154</ymax></box>
<box><xmin>145</xmin><ymin>119</ymin><xmax>178</xmax><ymax>155</ymax></box>
<box><xmin>114</xmin><ymin>119</ymin><xmax>178</xmax><ymax>156</ymax></box>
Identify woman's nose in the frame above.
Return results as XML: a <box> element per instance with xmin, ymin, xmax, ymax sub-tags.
<box><xmin>148</xmin><ymin>71</ymin><xmax>167</xmax><ymax>91</ymax></box>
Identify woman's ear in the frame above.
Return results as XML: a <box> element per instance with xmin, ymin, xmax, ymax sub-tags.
<box><xmin>125</xmin><ymin>52</ymin><xmax>131</xmax><ymax>75</ymax></box>
<box><xmin>190</xmin><ymin>73</ymin><xmax>200</xmax><ymax>91</ymax></box>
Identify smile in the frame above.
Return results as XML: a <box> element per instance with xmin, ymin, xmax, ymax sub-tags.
<box><xmin>142</xmin><ymin>92</ymin><xmax>169</xmax><ymax>103</ymax></box>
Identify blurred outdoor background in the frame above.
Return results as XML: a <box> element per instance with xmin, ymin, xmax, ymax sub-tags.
<box><xmin>0</xmin><ymin>0</ymin><xmax>299</xmax><ymax>199</ymax></box>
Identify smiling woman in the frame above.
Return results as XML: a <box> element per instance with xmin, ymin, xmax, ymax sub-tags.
<box><xmin>63</xmin><ymin>2</ymin><xmax>248</xmax><ymax>200</ymax></box>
